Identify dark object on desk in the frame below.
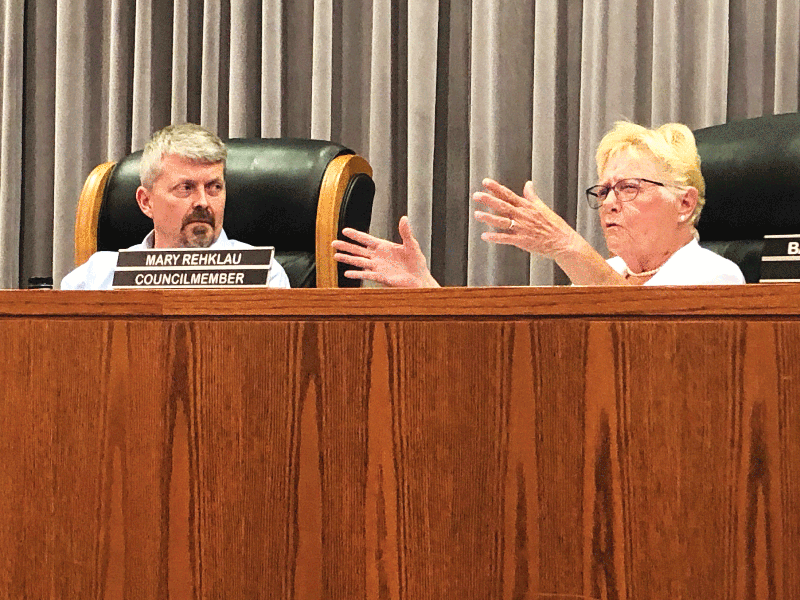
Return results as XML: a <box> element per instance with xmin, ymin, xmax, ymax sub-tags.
<box><xmin>74</xmin><ymin>139</ymin><xmax>375</xmax><ymax>288</ymax></box>
<box><xmin>694</xmin><ymin>112</ymin><xmax>800</xmax><ymax>283</ymax></box>
<box><xmin>27</xmin><ymin>276</ymin><xmax>53</xmax><ymax>290</ymax></box>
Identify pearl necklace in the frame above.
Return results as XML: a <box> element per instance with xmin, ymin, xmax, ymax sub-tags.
<box><xmin>624</xmin><ymin>265</ymin><xmax>661</xmax><ymax>278</ymax></box>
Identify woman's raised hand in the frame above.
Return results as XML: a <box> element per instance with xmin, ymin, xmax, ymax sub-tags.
<box><xmin>473</xmin><ymin>178</ymin><xmax>580</xmax><ymax>259</ymax></box>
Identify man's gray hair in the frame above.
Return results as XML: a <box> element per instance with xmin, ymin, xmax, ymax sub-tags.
<box><xmin>139</xmin><ymin>123</ymin><xmax>227</xmax><ymax>188</ymax></box>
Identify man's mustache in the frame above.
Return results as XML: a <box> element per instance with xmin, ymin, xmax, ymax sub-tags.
<box><xmin>182</xmin><ymin>206</ymin><xmax>215</xmax><ymax>228</ymax></box>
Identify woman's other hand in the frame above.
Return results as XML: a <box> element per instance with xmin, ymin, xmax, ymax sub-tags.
<box><xmin>332</xmin><ymin>216</ymin><xmax>440</xmax><ymax>288</ymax></box>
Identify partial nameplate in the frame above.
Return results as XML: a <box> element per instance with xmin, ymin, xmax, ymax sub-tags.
<box><xmin>760</xmin><ymin>234</ymin><xmax>800</xmax><ymax>282</ymax></box>
<box><xmin>112</xmin><ymin>247</ymin><xmax>274</xmax><ymax>288</ymax></box>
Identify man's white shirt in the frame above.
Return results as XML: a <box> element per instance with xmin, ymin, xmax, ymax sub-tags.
<box><xmin>61</xmin><ymin>230</ymin><xmax>290</xmax><ymax>290</ymax></box>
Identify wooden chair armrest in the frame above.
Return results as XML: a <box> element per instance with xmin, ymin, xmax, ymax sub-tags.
<box><xmin>74</xmin><ymin>162</ymin><xmax>116</xmax><ymax>266</ymax></box>
<box><xmin>316</xmin><ymin>154</ymin><xmax>373</xmax><ymax>288</ymax></box>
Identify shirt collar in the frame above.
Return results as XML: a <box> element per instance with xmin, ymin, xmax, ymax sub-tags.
<box><xmin>141</xmin><ymin>229</ymin><xmax>229</xmax><ymax>249</ymax></box>
<box><xmin>142</xmin><ymin>230</ymin><xmax>156</xmax><ymax>248</ymax></box>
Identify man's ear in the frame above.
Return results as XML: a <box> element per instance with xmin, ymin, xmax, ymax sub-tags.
<box><xmin>136</xmin><ymin>186</ymin><xmax>154</xmax><ymax>219</ymax></box>
<box><xmin>678</xmin><ymin>186</ymin><xmax>698</xmax><ymax>223</ymax></box>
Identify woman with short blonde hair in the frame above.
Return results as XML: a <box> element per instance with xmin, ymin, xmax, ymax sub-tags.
<box><xmin>333</xmin><ymin>121</ymin><xmax>745</xmax><ymax>287</ymax></box>
<box><xmin>596</xmin><ymin>121</ymin><xmax>705</xmax><ymax>232</ymax></box>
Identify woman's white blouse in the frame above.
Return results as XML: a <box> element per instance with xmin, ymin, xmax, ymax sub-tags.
<box><xmin>606</xmin><ymin>239</ymin><xmax>746</xmax><ymax>285</ymax></box>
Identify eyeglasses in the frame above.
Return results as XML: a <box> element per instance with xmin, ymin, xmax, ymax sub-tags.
<box><xmin>585</xmin><ymin>178</ymin><xmax>680</xmax><ymax>209</ymax></box>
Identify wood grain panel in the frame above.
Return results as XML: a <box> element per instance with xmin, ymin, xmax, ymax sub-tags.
<box><xmin>380</xmin><ymin>321</ymin><xmax>514</xmax><ymax>599</ymax></box>
<box><xmin>0</xmin><ymin>319</ymin><xmax>169</xmax><ymax>598</ymax></box>
<box><xmin>774</xmin><ymin>323</ymin><xmax>800</xmax><ymax>599</ymax></box>
<box><xmin>6</xmin><ymin>285</ymin><xmax>800</xmax><ymax>319</ymax></box>
<box><xmin>166</xmin><ymin>320</ymin><xmax>376</xmax><ymax>599</ymax></box>
<box><xmin>582</xmin><ymin>322</ymin><xmax>627</xmax><ymax>600</ymax></box>
<box><xmin>0</xmin><ymin>320</ymin><xmax>103</xmax><ymax>598</ymax></box>
<box><xmin>153</xmin><ymin>285</ymin><xmax>800</xmax><ymax>318</ymax></box>
<box><xmin>514</xmin><ymin>320</ymin><xmax>592</xmax><ymax>599</ymax></box>
<box><xmin>366</xmin><ymin>322</ymin><xmax>401</xmax><ymax>600</ymax></box>
<box><xmin>100</xmin><ymin>320</ymin><xmax>171</xmax><ymax>599</ymax></box>
<box><xmin>502</xmin><ymin>320</ymin><xmax>540</xmax><ymax>599</ymax></box>
<box><xmin>1</xmin><ymin>311</ymin><xmax>800</xmax><ymax>600</ymax></box>
<box><xmin>738</xmin><ymin>322</ymin><xmax>782</xmax><ymax>600</ymax></box>
<box><xmin>608</xmin><ymin>321</ymin><xmax>745</xmax><ymax>600</ymax></box>
<box><xmin>181</xmin><ymin>321</ymin><xmax>312</xmax><ymax>598</ymax></box>
<box><xmin>313</xmin><ymin>322</ymin><xmax>373</xmax><ymax>598</ymax></box>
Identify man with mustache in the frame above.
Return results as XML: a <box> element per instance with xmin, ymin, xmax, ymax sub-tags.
<box><xmin>61</xmin><ymin>123</ymin><xmax>290</xmax><ymax>289</ymax></box>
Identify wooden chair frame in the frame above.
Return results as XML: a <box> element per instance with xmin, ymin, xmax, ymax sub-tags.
<box><xmin>74</xmin><ymin>154</ymin><xmax>372</xmax><ymax>288</ymax></box>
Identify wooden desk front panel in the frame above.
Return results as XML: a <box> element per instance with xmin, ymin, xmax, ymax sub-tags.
<box><xmin>0</xmin><ymin>317</ymin><xmax>798</xmax><ymax>600</ymax></box>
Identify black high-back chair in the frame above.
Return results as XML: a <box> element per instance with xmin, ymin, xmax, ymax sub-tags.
<box><xmin>75</xmin><ymin>139</ymin><xmax>375</xmax><ymax>288</ymax></box>
<box><xmin>694</xmin><ymin>112</ymin><xmax>800</xmax><ymax>283</ymax></box>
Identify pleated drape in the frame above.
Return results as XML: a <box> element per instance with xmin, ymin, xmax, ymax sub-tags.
<box><xmin>2</xmin><ymin>0</ymin><xmax>800</xmax><ymax>289</ymax></box>
<box><xmin>0</xmin><ymin>0</ymin><xmax>24</xmax><ymax>288</ymax></box>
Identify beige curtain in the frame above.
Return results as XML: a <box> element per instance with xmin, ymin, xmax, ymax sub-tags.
<box><xmin>1</xmin><ymin>0</ymin><xmax>24</xmax><ymax>288</ymax></box>
<box><xmin>1</xmin><ymin>0</ymin><xmax>798</xmax><ymax>289</ymax></box>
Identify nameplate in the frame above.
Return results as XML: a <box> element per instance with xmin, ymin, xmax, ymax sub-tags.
<box><xmin>760</xmin><ymin>234</ymin><xmax>800</xmax><ymax>282</ymax></box>
<box><xmin>112</xmin><ymin>247</ymin><xmax>274</xmax><ymax>288</ymax></box>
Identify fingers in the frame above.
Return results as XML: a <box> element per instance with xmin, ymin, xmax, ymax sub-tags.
<box><xmin>334</xmin><ymin>251</ymin><xmax>391</xmax><ymax>286</ymax></box>
<box><xmin>473</xmin><ymin>191</ymin><xmax>517</xmax><ymax>218</ymax></box>
<box><xmin>340</xmin><ymin>227</ymin><xmax>385</xmax><ymax>249</ymax></box>
<box><xmin>333</xmin><ymin>252</ymin><xmax>372</xmax><ymax>269</ymax></box>
<box><xmin>523</xmin><ymin>180</ymin><xmax>538</xmax><ymax>202</ymax></box>
<box><xmin>474</xmin><ymin>209</ymin><xmax>515</xmax><ymax>231</ymax></box>
<box><xmin>480</xmin><ymin>230</ymin><xmax>522</xmax><ymax>248</ymax></box>
<box><xmin>331</xmin><ymin>239</ymin><xmax>372</xmax><ymax>258</ymax></box>
<box><xmin>398</xmin><ymin>216</ymin><xmax>422</xmax><ymax>253</ymax></box>
<box><xmin>481</xmin><ymin>178</ymin><xmax>524</xmax><ymax>207</ymax></box>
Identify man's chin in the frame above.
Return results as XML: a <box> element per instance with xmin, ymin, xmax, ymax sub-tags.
<box><xmin>181</xmin><ymin>224</ymin><xmax>216</xmax><ymax>248</ymax></box>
